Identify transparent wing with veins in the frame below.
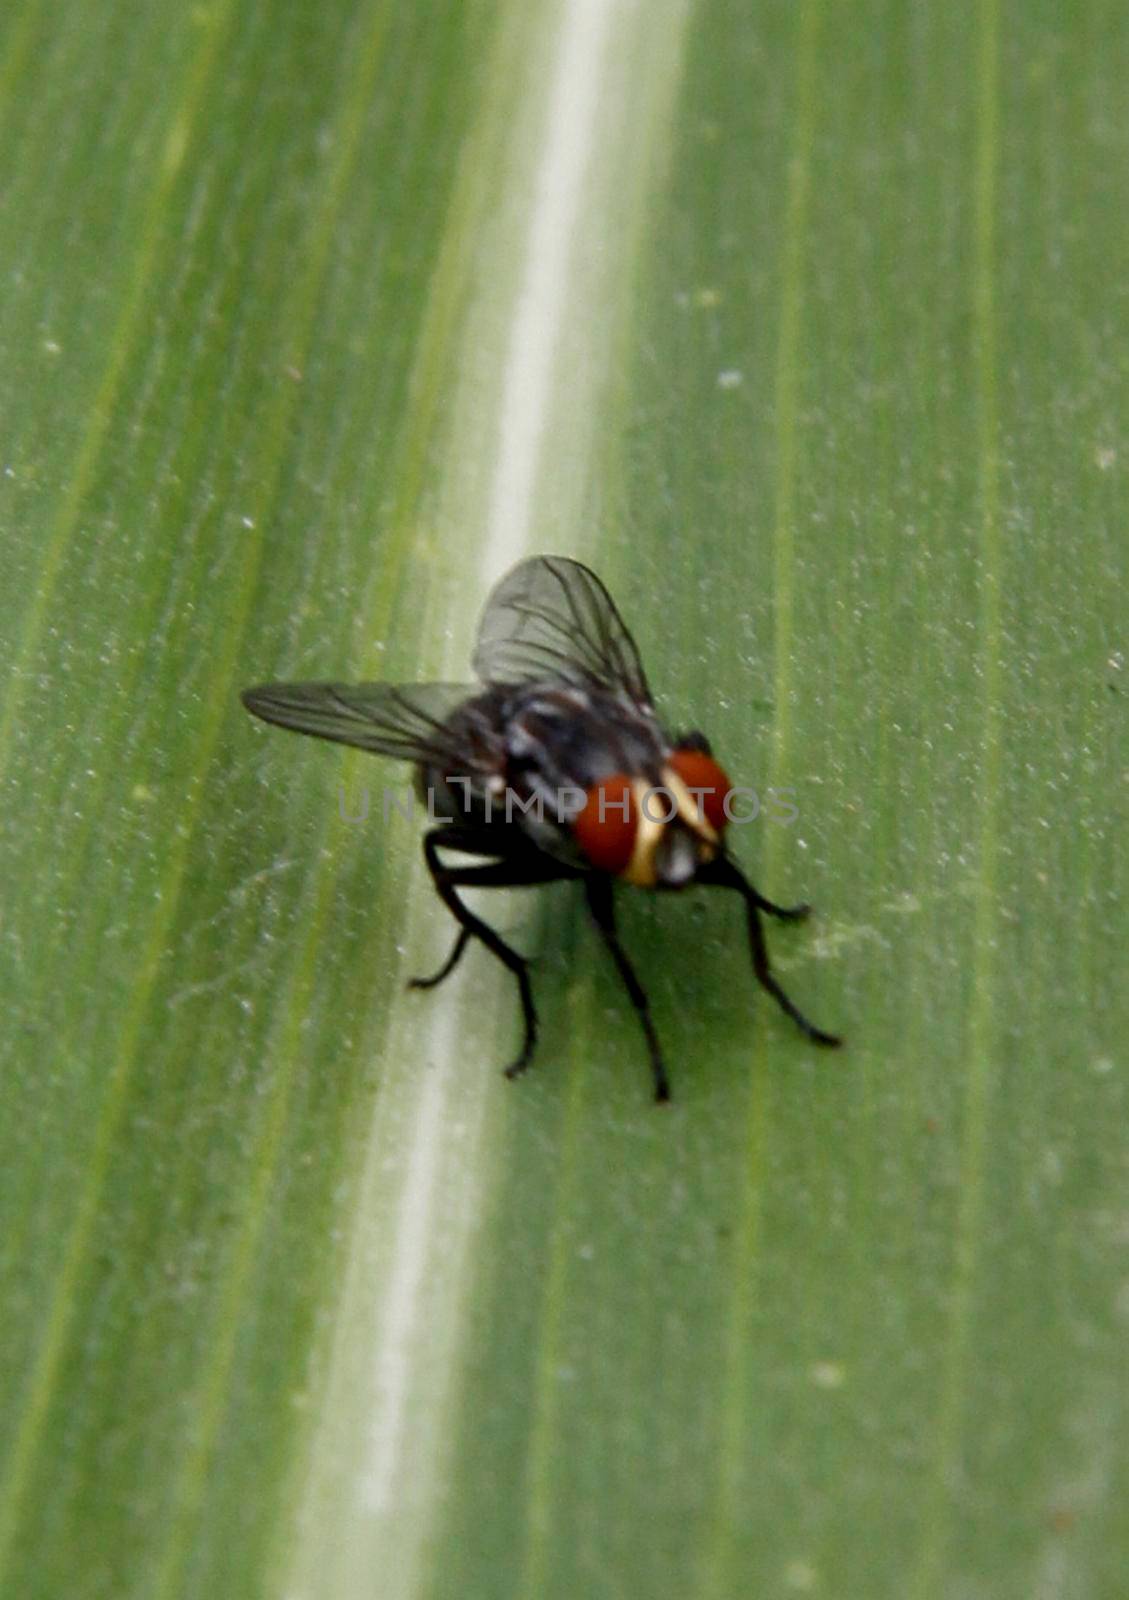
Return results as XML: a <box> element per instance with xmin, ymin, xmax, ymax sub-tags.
<box><xmin>472</xmin><ymin>555</ymin><xmax>653</xmax><ymax>706</ymax></box>
<box><xmin>240</xmin><ymin>680</ymin><xmax>484</xmax><ymax>770</ymax></box>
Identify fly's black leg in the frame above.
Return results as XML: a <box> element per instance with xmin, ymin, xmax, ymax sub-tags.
<box><xmin>749</xmin><ymin>890</ymin><xmax>811</xmax><ymax>922</ymax></box>
<box><xmin>585</xmin><ymin>875</ymin><xmax>671</xmax><ymax>1103</ymax></box>
<box><xmin>700</xmin><ymin>857</ymin><xmax>842</xmax><ymax>1048</ymax></box>
<box><xmin>408</xmin><ymin>928</ymin><xmax>471</xmax><ymax>991</ymax></box>
<box><xmin>420</xmin><ymin>831</ymin><xmax>536</xmax><ymax>1077</ymax></box>
<box><xmin>744</xmin><ymin>897</ymin><xmax>841</xmax><ymax>1046</ymax></box>
<box><xmin>417</xmin><ymin>827</ymin><xmax>579</xmax><ymax>1081</ymax></box>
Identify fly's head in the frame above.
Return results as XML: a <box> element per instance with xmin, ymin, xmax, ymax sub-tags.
<box><xmin>567</xmin><ymin>725</ymin><xmax>734</xmax><ymax>891</ymax></box>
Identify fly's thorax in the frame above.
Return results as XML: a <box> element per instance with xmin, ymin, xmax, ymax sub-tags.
<box><xmin>501</xmin><ymin>683</ymin><xmax>665</xmax><ymax>789</ymax></box>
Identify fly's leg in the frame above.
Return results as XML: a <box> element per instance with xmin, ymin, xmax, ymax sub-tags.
<box><xmin>700</xmin><ymin>857</ymin><xmax>842</xmax><ymax>1048</ymax></box>
<box><xmin>743</xmin><ymin>894</ymin><xmax>841</xmax><ymax>1046</ymax></box>
<box><xmin>749</xmin><ymin>890</ymin><xmax>811</xmax><ymax>922</ymax></box>
<box><xmin>585</xmin><ymin>875</ymin><xmax>671</xmax><ymax>1103</ymax></box>
<box><xmin>698</xmin><ymin>851</ymin><xmax>810</xmax><ymax>921</ymax></box>
<box><xmin>417</xmin><ymin>827</ymin><xmax>577</xmax><ymax>1080</ymax></box>
<box><xmin>409</xmin><ymin>928</ymin><xmax>470</xmax><ymax>991</ymax></box>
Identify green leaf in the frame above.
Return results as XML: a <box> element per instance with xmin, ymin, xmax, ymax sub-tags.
<box><xmin>1</xmin><ymin>3</ymin><xmax>1126</xmax><ymax>1599</ymax></box>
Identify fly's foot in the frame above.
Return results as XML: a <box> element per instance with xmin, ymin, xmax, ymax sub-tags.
<box><xmin>767</xmin><ymin>899</ymin><xmax>811</xmax><ymax>922</ymax></box>
<box><xmin>407</xmin><ymin>928</ymin><xmax>470</xmax><ymax>991</ymax></box>
<box><xmin>503</xmin><ymin>1046</ymin><xmax>535</xmax><ymax>1081</ymax></box>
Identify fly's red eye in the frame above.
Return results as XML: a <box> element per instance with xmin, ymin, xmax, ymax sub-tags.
<box><xmin>572</xmin><ymin>777</ymin><xmax>636</xmax><ymax>874</ymax></box>
<box><xmin>669</xmin><ymin>747</ymin><xmax>731</xmax><ymax>833</ymax></box>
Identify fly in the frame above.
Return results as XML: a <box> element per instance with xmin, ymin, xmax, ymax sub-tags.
<box><xmin>242</xmin><ymin>555</ymin><xmax>841</xmax><ymax>1101</ymax></box>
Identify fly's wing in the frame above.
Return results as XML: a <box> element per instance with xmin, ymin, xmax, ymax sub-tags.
<box><xmin>241</xmin><ymin>681</ymin><xmax>481</xmax><ymax>768</ymax></box>
<box><xmin>471</xmin><ymin>555</ymin><xmax>653</xmax><ymax>706</ymax></box>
